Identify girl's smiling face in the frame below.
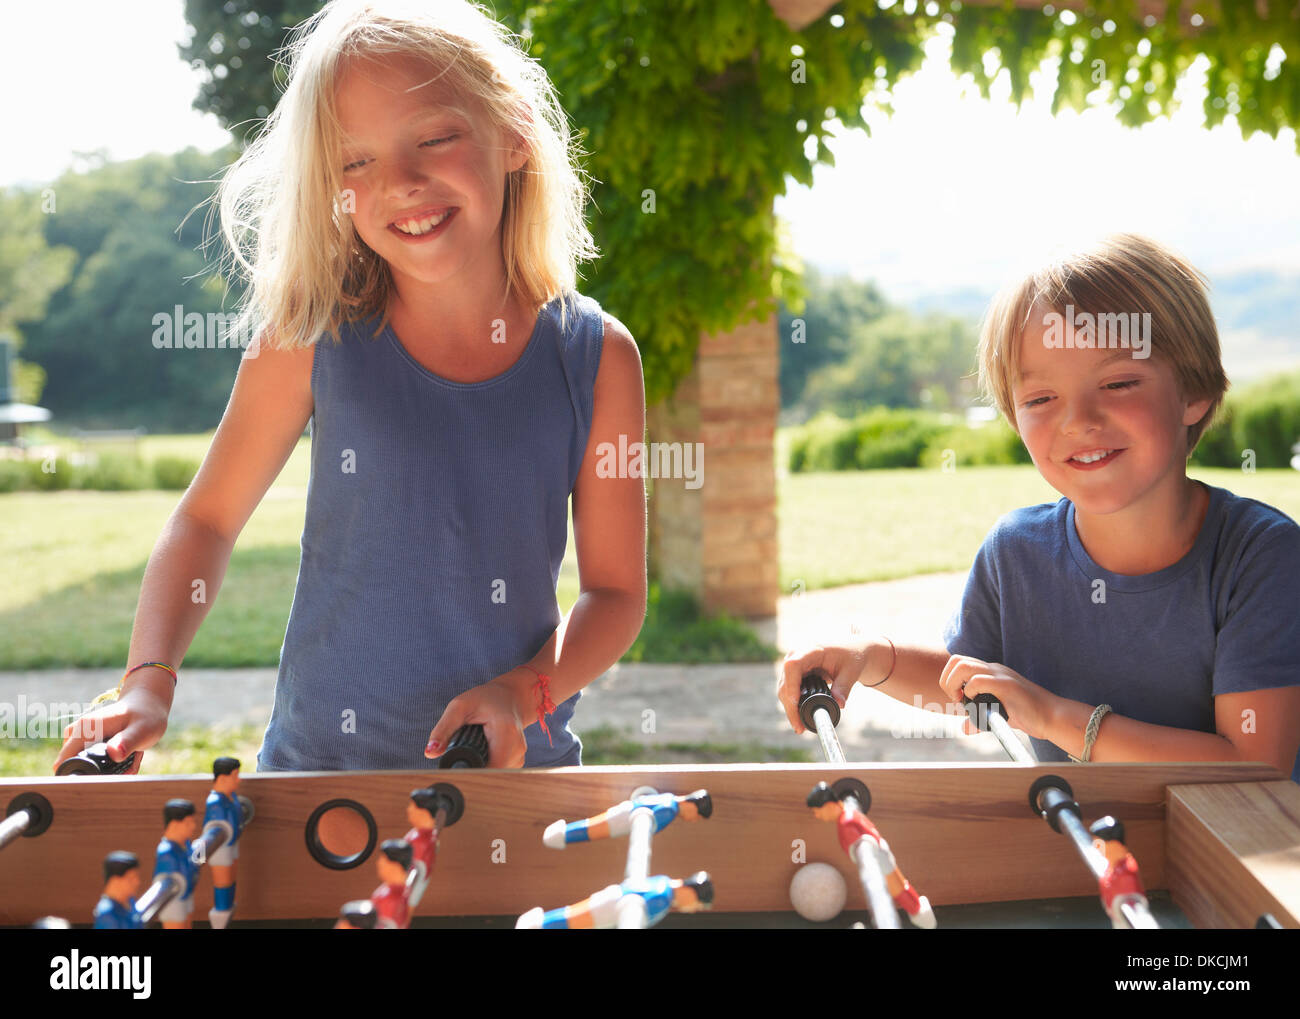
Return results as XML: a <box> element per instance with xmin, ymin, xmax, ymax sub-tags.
<box><xmin>1012</xmin><ymin>302</ymin><xmax>1212</xmax><ymax>518</ymax></box>
<box><xmin>334</xmin><ymin>53</ymin><xmax>526</xmax><ymax>295</ymax></box>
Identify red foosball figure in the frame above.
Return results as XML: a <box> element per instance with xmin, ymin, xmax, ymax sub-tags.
<box><xmin>807</xmin><ymin>782</ymin><xmax>935</xmax><ymax>929</ymax></box>
<box><xmin>403</xmin><ymin>788</ymin><xmax>441</xmax><ymax>909</ymax></box>
<box><xmin>1090</xmin><ymin>816</ymin><xmax>1148</xmax><ymax>928</ymax></box>
<box><xmin>335</xmin><ymin>899</ymin><xmax>379</xmax><ymax>930</ymax></box>
<box><xmin>369</xmin><ymin>839</ymin><xmax>413</xmax><ymax>930</ymax></box>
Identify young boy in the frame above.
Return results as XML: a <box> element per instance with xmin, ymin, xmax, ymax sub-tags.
<box><xmin>778</xmin><ymin>234</ymin><xmax>1300</xmax><ymax>781</ymax></box>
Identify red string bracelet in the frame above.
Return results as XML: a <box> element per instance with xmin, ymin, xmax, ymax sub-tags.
<box><xmin>520</xmin><ymin>664</ymin><xmax>557</xmax><ymax>746</ymax></box>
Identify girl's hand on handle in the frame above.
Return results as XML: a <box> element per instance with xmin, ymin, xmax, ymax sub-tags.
<box><xmin>52</xmin><ymin>668</ymin><xmax>174</xmax><ymax>776</ymax></box>
<box><xmin>426</xmin><ymin>677</ymin><xmax>527</xmax><ymax>769</ymax></box>
<box><xmin>777</xmin><ymin>641</ymin><xmax>870</xmax><ymax>734</ymax></box>
<box><xmin>939</xmin><ymin>654</ymin><xmax>1057</xmax><ymax>739</ymax></box>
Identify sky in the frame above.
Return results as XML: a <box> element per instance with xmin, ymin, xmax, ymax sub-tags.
<box><xmin>774</xmin><ymin>29</ymin><xmax>1300</xmax><ymax>301</ymax></box>
<box><xmin>0</xmin><ymin>2</ymin><xmax>230</xmax><ymax>184</ymax></box>
<box><xmin>3</xmin><ymin>2</ymin><xmax>1298</xmax><ymax>378</ymax></box>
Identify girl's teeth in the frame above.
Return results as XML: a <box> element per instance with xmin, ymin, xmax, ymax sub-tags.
<box><xmin>395</xmin><ymin>211</ymin><xmax>450</xmax><ymax>235</ymax></box>
<box><xmin>1073</xmin><ymin>450</ymin><xmax>1113</xmax><ymax>463</ymax></box>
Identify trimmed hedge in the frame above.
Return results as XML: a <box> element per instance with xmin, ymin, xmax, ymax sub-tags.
<box><xmin>1192</xmin><ymin>372</ymin><xmax>1300</xmax><ymax>469</ymax></box>
<box><xmin>789</xmin><ymin>408</ymin><xmax>952</xmax><ymax>472</ymax></box>
<box><xmin>920</xmin><ymin>418</ymin><xmax>1033</xmax><ymax>469</ymax></box>
<box><xmin>0</xmin><ymin>453</ymin><xmax>199</xmax><ymax>492</ymax></box>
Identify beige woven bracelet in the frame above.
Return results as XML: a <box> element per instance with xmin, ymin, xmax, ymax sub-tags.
<box><xmin>1072</xmin><ymin>703</ymin><xmax>1112</xmax><ymax>763</ymax></box>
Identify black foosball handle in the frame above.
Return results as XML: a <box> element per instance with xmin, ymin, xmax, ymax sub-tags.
<box><xmin>798</xmin><ymin>669</ymin><xmax>841</xmax><ymax>730</ymax></box>
<box><xmin>963</xmin><ymin>692</ymin><xmax>1006</xmax><ymax>730</ymax></box>
<box><xmin>56</xmin><ymin>742</ymin><xmax>136</xmax><ymax>776</ymax></box>
<box><xmin>439</xmin><ymin>724</ymin><xmax>489</xmax><ymax>769</ymax></box>
<box><xmin>963</xmin><ymin>693</ymin><xmax>1036</xmax><ymax>764</ymax></box>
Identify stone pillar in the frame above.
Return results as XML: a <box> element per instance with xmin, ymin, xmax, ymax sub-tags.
<box><xmin>647</xmin><ymin>306</ymin><xmax>779</xmax><ymax>619</ymax></box>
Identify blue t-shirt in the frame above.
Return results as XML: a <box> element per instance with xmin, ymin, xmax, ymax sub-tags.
<box><xmin>258</xmin><ymin>291</ymin><xmax>604</xmax><ymax>771</ymax></box>
<box><xmin>943</xmin><ymin>482</ymin><xmax>1300</xmax><ymax>781</ymax></box>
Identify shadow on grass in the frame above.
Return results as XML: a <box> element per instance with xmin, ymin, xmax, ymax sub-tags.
<box><xmin>0</xmin><ymin>546</ymin><xmax>300</xmax><ymax>669</ymax></box>
<box><xmin>580</xmin><ymin>724</ymin><xmax>812</xmax><ymax>765</ymax></box>
<box><xmin>3</xmin><ymin>565</ymin><xmax>778</xmax><ymax>670</ymax></box>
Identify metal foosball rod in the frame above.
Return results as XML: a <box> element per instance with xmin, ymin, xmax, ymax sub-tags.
<box><xmin>617</xmin><ymin>786</ymin><xmax>659</xmax><ymax>929</ymax></box>
<box><xmin>797</xmin><ymin>672</ymin><xmax>903</xmax><ymax>929</ymax></box>
<box><xmin>1028</xmin><ymin>775</ymin><xmax>1160</xmax><ymax>930</ymax></box>
<box><xmin>135</xmin><ymin>868</ymin><xmax>186</xmax><ymax>926</ymax></box>
<box><xmin>526</xmin><ymin>789</ymin><xmax>713</xmax><ymax>929</ymax></box>
<box><xmin>806</xmin><ymin>780</ymin><xmax>901</xmax><ymax>930</ymax></box>
<box><xmin>964</xmin><ymin>693</ymin><xmax>1036</xmax><ymax>764</ymax></box>
<box><xmin>1</xmin><ymin>793</ymin><xmax>53</xmax><ymax>852</ymax></box>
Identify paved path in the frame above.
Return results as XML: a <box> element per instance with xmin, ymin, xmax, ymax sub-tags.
<box><xmin>2</xmin><ymin>572</ymin><xmax>1020</xmax><ymax>764</ymax></box>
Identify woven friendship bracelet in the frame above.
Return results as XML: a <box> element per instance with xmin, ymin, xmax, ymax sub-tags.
<box><xmin>1081</xmin><ymin>703</ymin><xmax>1112</xmax><ymax>762</ymax></box>
<box><xmin>1069</xmin><ymin>703</ymin><xmax>1113</xmax><ymax>763</ymax></box>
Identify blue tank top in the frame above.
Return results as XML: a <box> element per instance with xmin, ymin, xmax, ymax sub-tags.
<box><xmin>257</xmin><ymin>291</ymin><xmax>605</xmax><ymax>771</ymax></box>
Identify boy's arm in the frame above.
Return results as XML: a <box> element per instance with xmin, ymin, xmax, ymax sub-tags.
<box><xmin>1046</xmin><ymin>687</ymin><xmax>1300</xmax><ymax>774</ymax></box>
<box><xmin>858</xmin><ymin>641</ymin><xmax>952</xmax><ymax>711</ymax></box>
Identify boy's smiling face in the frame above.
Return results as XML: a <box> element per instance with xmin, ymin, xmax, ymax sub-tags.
<box><xmin>1012</xmin><ymin>302</ymin><xmax>1212</xmax><ymax>517</ymax></box>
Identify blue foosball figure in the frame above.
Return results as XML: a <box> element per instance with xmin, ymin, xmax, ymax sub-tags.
<box><xmin>93</xmin><ymin>851</ymin><xmax>144</xmax><ymax>930</ymax></box>
<box><xmin>543</xmin><ymin>790</ymin><xmax>712</xmax><ymax>849</ymax></box>
<box><xmin>517</xmin><ymin>872</ymin><xmax>713</xmax><ymax>929</ymax></box>
<box><xmin>153</xmin><ymin>799</ymin><xmax>200</xmax><ymax>929</ymax></box>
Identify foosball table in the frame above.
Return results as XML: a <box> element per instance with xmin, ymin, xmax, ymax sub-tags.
<box><xmin>3</xmin><ymin>758</ymin><xmax>1297</xmax><ymax>929</ymax></box>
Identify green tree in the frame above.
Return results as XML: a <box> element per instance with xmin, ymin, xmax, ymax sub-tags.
<box><xmin>0</xmin><ymin>189</ymin><xmax>77</xmax><ymax>404</ymax></box>
<box><xmin>797</xmin><ymin>306</ymin><xmax>978</xmax><ymax>418</ymax></box>
<box><xmin>178</xmin><ymin>0</ymin><xmax>1300</xmax><ymax>408</ymax></box>
<box><xmin>777</xmin><ymin>264</ymin><xmax>888</xmax><ymax>408</ymax></box>
<box><xmin>17</xmin><ymin>146</ymin><xmax>248</xmax><ymax>429</ymax></box>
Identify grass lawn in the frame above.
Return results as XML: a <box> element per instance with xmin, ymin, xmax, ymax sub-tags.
<box><xmin>0</xmin><ymin>724</ymin><xmax>813</xmax><ymax>776</ymax></box>
<box><xmin>3</xmin><ymin>429</ymin><xmax>1297</xmax><ymax>668</ymax></box>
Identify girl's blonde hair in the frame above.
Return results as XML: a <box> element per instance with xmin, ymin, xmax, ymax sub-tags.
<box><xmin>977</xmin><ymin>233</ymin><xmax>1229</xmax><ymax>454</ymax></box>
<box><xmin>211</xmin><ymin>0</ymin><xmax>598</xmax><ymax>350</ymax></box>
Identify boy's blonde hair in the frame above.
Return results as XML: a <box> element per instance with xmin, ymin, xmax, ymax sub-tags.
<box><xmin>977</xmin><ymin>233</ymin><xmax>1229</xmax><ymax>454</ymax></box>
<box><xmin>210</xmin><ymin>0</ymin><xmax>597</xmax><ymax>350</ymax></box>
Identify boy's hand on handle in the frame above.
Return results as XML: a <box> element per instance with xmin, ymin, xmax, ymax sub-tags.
<box><xmin>777</xmin><ymin>642</ymin><xmax>870</xmax><ymax>734</ymax></box>
<box><xmin>940</xmin><ymin>655</ymin><xmax>1056</xmax><ymax>738</ymax></box>
<box><xmin>52</xmin><ymin>667</ymin><xmax>174</xmax><ymax>776</ymax></box>
<box><xmin>426</xmin><ymin>677</ymin><xmax>527</xmax><ymax>769</ymax></box>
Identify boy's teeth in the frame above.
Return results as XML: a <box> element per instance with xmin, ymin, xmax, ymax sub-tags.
<box><xmin>1072</xmin><ymin>449</ymin><xmax>1114</xmax><ymax>463</ymax></box>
